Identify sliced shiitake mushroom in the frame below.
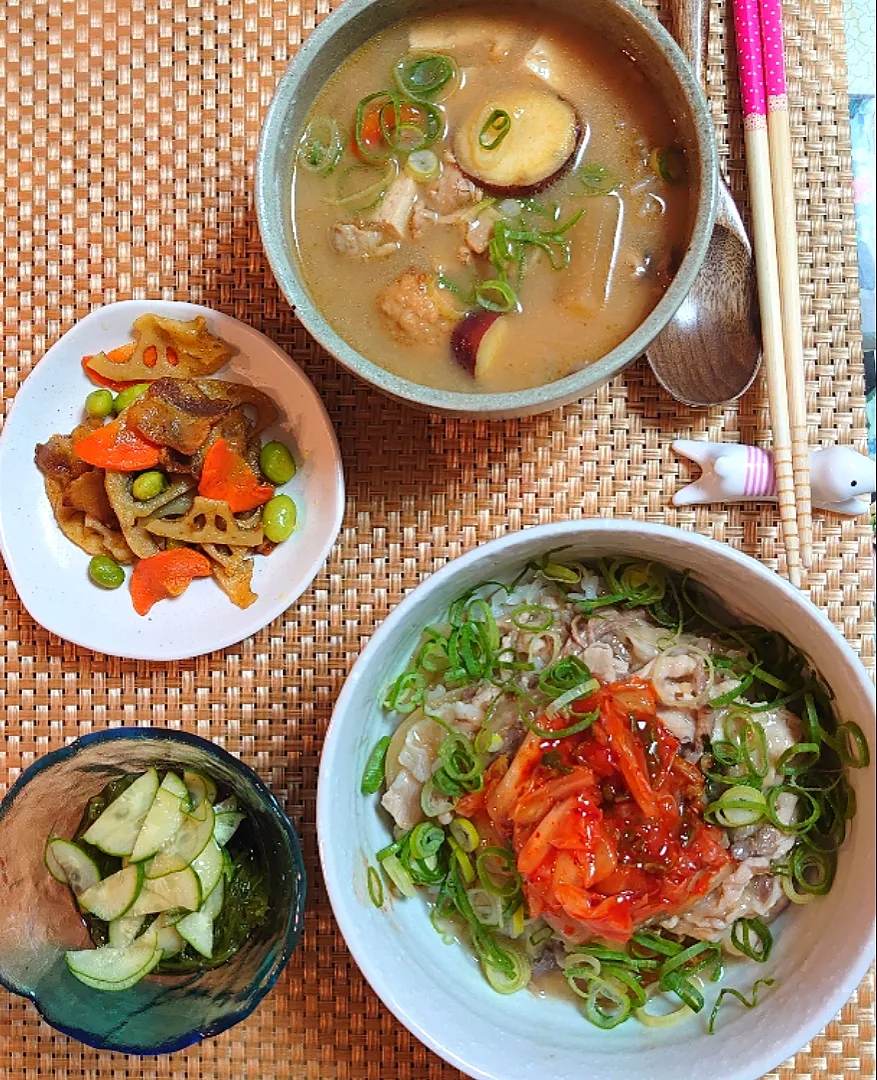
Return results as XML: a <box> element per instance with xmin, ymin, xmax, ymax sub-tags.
<box><xmin>453</xmin><ymin>88</ymin><xmax>580</xmax><ymax>196</ymax></box>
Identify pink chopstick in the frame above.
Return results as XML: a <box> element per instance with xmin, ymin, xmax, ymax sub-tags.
<box><xmin>730</xmin><ymin>0</ymin><xmax>802</xmax><ymax>586</ymax></box>
<box><xmin>759</xmin><ymin>0</ymin><xmax>813</xmax><ymax>567</ymax></box>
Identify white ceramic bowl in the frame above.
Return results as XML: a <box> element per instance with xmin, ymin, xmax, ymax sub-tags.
<box><xmin>318</xmin><ymin>521</ymin><xmax>876</xmax><ymax>1080</ymax></box>
<box><xmin>0</xmin><ymin>300</ymin><xmax>345</xmax><ymax>660</ymax></box>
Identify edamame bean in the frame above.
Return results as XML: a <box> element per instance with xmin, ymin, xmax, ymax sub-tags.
<box><xmin>259</xmin><ymin>441</ymin><xmax>296</xmax><ymax>485</ymax></box>
<box><xmin>88</xmin><ymin>555</ymin><xmax>125</xmax><ymax>590</ymax></box>
<box><xmin>113</xmin><ymin>382</ymin><xmax>150</xmax><ymax>413</ymax></box>
<box><xmin>262</xmin><ymin>494</ymin><xmax>297</xmax><ymax>543</ymax></box>
<box><xmin>85</xmin><ymin>389</ymin><xmax>114</xmax><ymax>418</ymax></box>
<box><xmin>131</xmin><ymin>470</ymin><xmax>168</xmax><ymax>501</ymax></box>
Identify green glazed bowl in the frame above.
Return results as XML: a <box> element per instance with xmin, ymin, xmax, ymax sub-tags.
<box><xmin>256</xmin><ymin>0</ymin><xmax>717</xmax><ymax>418</ymax></box>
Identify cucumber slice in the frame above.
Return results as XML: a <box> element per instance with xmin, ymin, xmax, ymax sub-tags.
<box><xmin>212</xmin><ymin>795</ymin><xmax>238</xmax><ymax>815</ymax></box>
<box><xmin>221</xmin><ymin>847</ymin><xmax>234</xmax><ymax>880</ymax></box>
<box><xmin>213</xmin><ymin>811</ymin><xmax>245</xmax><ymax>849</ymax></box>
<box><xmin>130</xmin><ymin>786</ymin><xmax>186</xmax><ymax>863</ymax></box>
<box><xmin>175</xmin><ymin>911</ymin><xmax>213</xmax><ymax>958</ymax></box>
<box><xmin>78</xmin><ymin>864</ymin><xmax>144</xmax><ymax>921</ymax></box>
<box><xmin>162</xmin><ymin>908</ymin><xmax>187</xmax><ymax>926</ymax></box>
<box><xmin>201</xmin><ymin>874</ymin><xmax>225</xmax><ymax>921</ymax></box>
<box><xmin>152</xmin><ymin>912</ymin><xmax>186</xmax><ymax>958</ymax></box>
<box><xmin>82</xmin><ymin>768</ymin><xmax>160</xmax><ymax>856</ymax></box>
<box><xmin>66</xmin><ymin>931</ymin><xmax>160</xmax><ymax>991</ymax></box>
<box><xmin>108</xmin><ymin>914</ymin><xmax>145</xmax><ymax>949</ymax></box>
<box><xmin>128</xmin><ymin>865</ymin><xmax>201</xmax><ymax>915</ymax></box>
<box><xmin>145</xmin><ymin>800</ymin><xmax>215</xmax><ymax>878</ymax></box>
<box><xmin>160</xmin><ymin>770</ymin><xmax>189</xmax><ymax>802</ymax></box>
<box><xmin>183</xmin><ymin>769</ymin><xmax>217</xmax><ymax>809</ymax></box>
<box><xmin>191</xmin><ymin>837</ymin><xmax>223</xmax><ymax>900</ymax></box>
<box><xmin>44</xmin><ymin>838</ymin><xmax>101</xmax><ymax>896</ymax></box>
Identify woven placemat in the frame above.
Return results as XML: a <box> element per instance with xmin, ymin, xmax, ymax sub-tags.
<box><xmin>0</xmin><ymin>0</ymin><xmax>873</xmax><ymax>1077</ymax></box>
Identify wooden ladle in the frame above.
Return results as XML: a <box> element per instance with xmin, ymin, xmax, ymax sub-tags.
<box><xmin>646</xmin><ymin>0</ymin><xmax>761</xmax><ymax>406</ymax></box>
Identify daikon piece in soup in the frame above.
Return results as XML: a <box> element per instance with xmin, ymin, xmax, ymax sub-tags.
<box><xmin>291</xmin><ymin>5</ymin><xmax>691</xmax><ymax>394</ymax></box>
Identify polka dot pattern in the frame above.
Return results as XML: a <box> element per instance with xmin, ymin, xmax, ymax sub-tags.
<box><xmin>732</xmin><ymin>0</ymin><xmax>768</xmax><ymax>117</ymax></box>
<box><xmin>760</xmin><ymin>0</ymin><xmax>789</xmax><ymax>98</ymax></box>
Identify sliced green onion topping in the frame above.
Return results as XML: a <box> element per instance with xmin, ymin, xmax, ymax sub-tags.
<box><xmin>708</xmin><ymin>978</ymin><xmax>774</xmax><ymax>1034</ymax></box>
<box><xmin>367</xmin><ymin>865</ymin><xmax>384</xmax><ymax>908</ymax></box>
<box><xmin>297</xmin><ymin>116</ymin><xmax>343</xmax><ymax>176</ymax></box>
<box><xmin>510</xmin><ymin>603</ymin><xmax>554</xmax><ymax>631</ymax></box>
<box><xmin>450</xmin><ymin>817</ymin><xmax>479</xmax><ymax>853</ymax></box>
<box><xmin>405</xmin><ymin>148</ymin><xmax>441</xmax><ymax>183</ymax></box>
<box><xmin>482</xmin><ymin>942</ymin><xmax>531</xmax><ymax>994</ymax></box>
<box><xmin>332</xmin><ymin>159</ymin><xmax>398</xmax><ymax>211</ymax></box>
<box><xmin>479</xmin><ymin>109</ymin><xmax>511</xmax><ymax>150</ymax></box>
<box><xmin>382</xmin><ymin>670</ymin><xmax>425</xmax><ymax>714</ymax></box>
<box><xmin>582</xmin><ymin>976</ymin><xmax>633</xmax><ymax>1029</ymax></box>
<box><xmin>380</xmin><ymin>852</ymin><xmax>416</xmax><ymax>898</ymax></box>
<box><xmin>730</xmin><ymin>917</ymin><xmax>773</xmax><ymax>962</ymax></box>
<box><xmin>704</xmin><ymin>784</ymin><xmax>767</xmax><ymax>828</ymax></box>
<box><xmin>475</xmin><ymin>278</ymin><xmax>517</xmax><ymax>313</ymax></box>
<box><xmin>476</xmin><ymin>847</ymin><xmax>522</xmax><ymax>899</ymax></box>
<box><xmin>394</xmin><ymin>53</ymin><xmax>457</xmax><ymax>100</ymax></box>
<box><xmin>650</xmin><ymin>146</ymin><xmax>686</xmax><ymax>183</ymax></box>
<box><xmin>360</xmin><ymin>735</ymin><xmax>392</xmax><ymax>794</ymax></box>
<box><xmin>577</xmin><ymin>164</ymin><xmax>620</xmax><ymax>195</ymax></box>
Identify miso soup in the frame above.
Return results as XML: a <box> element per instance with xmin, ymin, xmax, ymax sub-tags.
<box><xmin>292</xmin><ymin>5</ymin><xmax>692</xmax><ymax>393</ymax></box>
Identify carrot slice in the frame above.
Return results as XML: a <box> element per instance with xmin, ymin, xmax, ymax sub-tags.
<box><xmin>198</xmin><ymin>437</ymin><xmax>274</xmax><ymax>512</ymax></box>
<box><xmin>74</xmin><ymin>418</ymin><xmax>161</xmax><ymax>470</ymax></box>
<box><xmin>82</xmin><ymin>343</ymin><xmax>139</xmax><ymax>390</ymax></box>
<box><xmin>130</xmin><ymin>548</ymin><xmax>213</xmax><ymax>616</ymax></box>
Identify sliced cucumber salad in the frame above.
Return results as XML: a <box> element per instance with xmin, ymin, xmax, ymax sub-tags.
<box><xmin>47</xmin><ymin>767</ymin><xmax>269</xmax><ymax>991</ymax></box>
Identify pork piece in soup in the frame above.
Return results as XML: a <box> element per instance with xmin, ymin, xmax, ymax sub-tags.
<box><xmin>292</xmin><ymin>6</ymin><xmax>691</xmax><ymax>393</ymax></box>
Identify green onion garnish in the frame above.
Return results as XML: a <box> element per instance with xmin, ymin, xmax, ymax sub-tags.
<box><xmin>367</xmin><ymin>865</ymin><xmax>384</xmax><ymax>908</ymax></box>
<box><xmin>297</xmin><ymin>116</ymin><xmax>343</xmax><ymax>176</ymax></box>
<box><xmin>382</xmin><ymin>670</ymin><xmax>425</xmax><ymax>714</ymax></box>
<box><xmin>730</xmin><ymin>917</ymin><xmax>773</xmax><ymax>962</ymax></box>
<box><xmin>649</xmin><ymin>146</ymin><xmax>686</xmax><ymax>184</ymax></box>
<box><xmin>520</xmin><ymin>706</ymin><xmax>600</xmax><ymax>740</ymax></box>
<box><xmin>577</xmin><ymin>164</ymin><xmax>620</xmax><ymax>195</ymax></box>
<box><xmin>476</xmin><ymin>847</ymin><xmax>522</xmax><ymax>899</ymax></box>
<box><xmin>708</xmin><ymin>978</ymin><xmax>774</xmax><ymax>1034</ymax></box>
<box><xmin>582</xmin><ymin>976</ymin><xmax>633</xmax><ymax>1029</ymax></box>
<box><xmin>479</xmin><ymin>109</ymin><xmax>511</xmax><ymax>150</ymax></box>
<box><xmin>332</xmin><ymin>159</ymin><xmax>398</xmax><ymax>211</ymax></box>
<box><xmin>394</xmin><ymin>53</ymin><xmax>457</xmax><ymax>100</ymax></box>
<box><xmin>360</xmin><ymin>735</ymin><xmax>391</xmax><ymax>794</ymax></box>
<box><xmin>510</xmin><ymin>603</ymin><xmax>554</xmax><ymax>631</ymax></box>
<box><xmin>475</xmin><ymin>278</ymin><xmax>518</xmax><ymax>313</ymax></box>
<box><xmin>405</xmin><ymin>148</ymin><xmax>441</xmax><ymax>183</ymax></box>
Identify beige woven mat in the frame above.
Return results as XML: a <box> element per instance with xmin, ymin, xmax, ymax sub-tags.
<box><xmin>0</xmin><ymin>0</ymin><xmax>873</xmax><ymax>1076</ymax></box>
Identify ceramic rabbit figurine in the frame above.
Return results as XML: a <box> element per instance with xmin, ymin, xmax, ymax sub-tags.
<box><xmin>673</xmin><ymin>440</ymin><xmax>876</xmax><ymax>516</ymax></box>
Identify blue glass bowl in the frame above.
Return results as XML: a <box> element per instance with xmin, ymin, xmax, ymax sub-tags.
<box><xmin>0</xmin><ymin>727</ymin><xmax>306</xmax><ymax>1054</ymax></box>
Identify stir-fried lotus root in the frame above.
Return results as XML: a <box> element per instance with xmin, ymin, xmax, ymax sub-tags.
<box><xmin>35</xmin><ymin>427</ymin><xmax>135</xmax><ymax>564</ymax></box>
<box><xmin>84</xmin><ymin>314</ymin><xmax>236</xmax><ymax>383</ymax></box>
<box><xmin>36</xmin><ymin>326</ymin><xmax>297</xmax><ymax>613</ymax></box>
<box><xmin>145</xmin><ymin>497</ymin><xmax>264</xmax><ymax>547</ymax></box>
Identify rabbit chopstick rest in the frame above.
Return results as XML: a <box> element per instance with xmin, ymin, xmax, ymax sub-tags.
<box><xmin>673</xmin><ymin>441</ymin><xmax>876</xmax><ymax>516</ymax></box>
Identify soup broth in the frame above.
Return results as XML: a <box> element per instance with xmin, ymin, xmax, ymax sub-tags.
<box><xmin>292</xmin><ymin>5</ymin><xmax>691</xmax><ymax>393</ymax></box>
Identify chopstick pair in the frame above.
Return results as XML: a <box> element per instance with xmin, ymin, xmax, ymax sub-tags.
<box><xmin>730</xmin><ymin>0</ymin><xmax>812</xmax><ymax>587</ymax></box>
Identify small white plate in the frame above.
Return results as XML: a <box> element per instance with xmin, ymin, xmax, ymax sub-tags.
<box><xmin>0</xmin><ymin>300</ymin><xmax>345</xmax><ymax>660</ymax></box>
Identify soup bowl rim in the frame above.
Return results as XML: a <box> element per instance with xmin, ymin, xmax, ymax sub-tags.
<box><xmin>256</xmin><ymin>0</ymin><xmax>719</xmax><ymax>417</ymax></box>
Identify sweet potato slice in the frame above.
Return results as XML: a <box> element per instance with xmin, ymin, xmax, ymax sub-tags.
<box><xmin>453</xmin><ymin>88</ymin><xmax>579</xmax><ymax>196</ymax></box>
<box><xmin>84</xmin><ymin>315</ymin><xmax>234</xmax><ymax>383</ymax></box>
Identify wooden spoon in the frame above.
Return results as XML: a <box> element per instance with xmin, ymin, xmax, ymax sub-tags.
<box><xmin>646</xmin><ymin>0</ymin><xmax>761</xmax><ymax>406</ymax></box>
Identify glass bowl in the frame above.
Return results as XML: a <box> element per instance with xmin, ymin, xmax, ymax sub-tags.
<box><xmin>0</xmin><ymin>727</ymin><xmax>306</xmax><ymax>1054</ymax></box>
